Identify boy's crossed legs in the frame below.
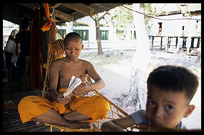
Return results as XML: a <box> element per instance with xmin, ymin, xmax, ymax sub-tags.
<box><xmin>34</xmin><ymin>108</ymin><xmax>91</xmax><ymax>129</ymax></box>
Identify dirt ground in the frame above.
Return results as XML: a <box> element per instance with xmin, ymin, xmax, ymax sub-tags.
<box><xmin>80</xmin><ymin>49</ymin><xmax>201</xmax><ymax>129</ymax></box>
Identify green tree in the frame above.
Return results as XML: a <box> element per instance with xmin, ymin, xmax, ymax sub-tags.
<box><xmin>90</xmin><ymin>12</ymin><xmax>109</xmax><ymax>55</ymax></box>
<box><xmin>90</xmin><ymin>4</ymin><xmax>134</xmax><ymax>55</ymax></box>
<box><xmin>104</xmin><ymin>5</ymin><xmax>134</xmax><ymax>40</ymax></box>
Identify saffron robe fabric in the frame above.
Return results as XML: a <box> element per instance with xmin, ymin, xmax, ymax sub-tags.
<box><xmin>18</xmin><ymin>88</ymin><xmax>110</xmax><ymax>123</ymax></box>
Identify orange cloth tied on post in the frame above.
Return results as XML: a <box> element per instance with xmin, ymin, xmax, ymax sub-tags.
<box><xmin>41</xmin><ymin>3</ymin><xmax>54</xmax><ymax>32</ymax></box>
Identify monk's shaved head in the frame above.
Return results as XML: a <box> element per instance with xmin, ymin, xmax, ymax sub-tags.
<box><xmin>64</xmin><ymin>32</ymin><xmax>82</xmax><ymax>45</ymax></box>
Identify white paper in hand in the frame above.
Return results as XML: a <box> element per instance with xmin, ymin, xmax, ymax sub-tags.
<box><xmin>68</xmin><ymin>76</ymin><xmax>75</xmax><ymax>88</ymax></box>
<box><xmin>63</xmin><ymin>76</ymin><xmax>82</xmax><ymax>97</ymax></box>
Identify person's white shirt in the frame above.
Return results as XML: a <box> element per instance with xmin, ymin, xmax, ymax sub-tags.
<box><xmin>4</xmin><ymin>29</ymin><xmax>18</xmax><ymax>53</ymax></box>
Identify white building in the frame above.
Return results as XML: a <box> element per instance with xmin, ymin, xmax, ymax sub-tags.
<box><xmin>57</xmin><ymin>15</ymin><xmax>138</xmax><ymax>50</ymax></box>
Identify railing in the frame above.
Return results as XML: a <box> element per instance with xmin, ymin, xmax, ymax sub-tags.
<box><xmin>148</xmin><ymin>35</ymin><xmax>201</xmax><ymax>51</ymax></box>
<box><xmin>82</xmin><ymin>40</ymin><xmax>137</xmax><ymax>49</ymax></box>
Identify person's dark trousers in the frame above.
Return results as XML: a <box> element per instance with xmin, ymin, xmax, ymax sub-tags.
<box><xmin>5</xmin><ymin>51</ymin><xmax>13</xmax><ymax>81</ymax></box>
<box><xmin>11</xmin><ymin>64</ymin><xmax>18</xmax><ymax>81</ymax></box>
<box><xmin>16</xmin><ymin>55</ymin><xmax>30</xmax><ymax>91</ymax></box>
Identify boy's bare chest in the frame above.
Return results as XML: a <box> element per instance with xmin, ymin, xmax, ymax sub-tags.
<box><xmin>59</xmin><ymin>62</ymin><xmax>87</xmax><ymax>80</ymax></box>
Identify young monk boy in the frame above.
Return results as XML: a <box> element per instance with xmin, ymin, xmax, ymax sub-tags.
<box><xmin>101</xmin><ymin>65</ymin><xmax>199</xmax><ymax>131</ymax></box>
<box><xmin>18</xmin><ymin>32</ymin><xmax>110</xmax><ymax>129</ymax></box>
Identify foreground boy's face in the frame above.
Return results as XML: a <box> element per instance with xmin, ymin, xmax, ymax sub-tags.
<box><xmin>64</xmin><ymin>38</ymin><xmax>83</xmax><ymax>61</ymax></box>
<box><xmin>146</xmin><ymin>85</ymin><xmax>194</xmax><ymax>128</ymax></box>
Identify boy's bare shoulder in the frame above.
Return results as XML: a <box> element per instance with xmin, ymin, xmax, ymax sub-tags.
<box><xmin>80</xmin><ymin>59</ymin><xmax>93</xmax><ymax>66</ymax></box>
<box><xmin>52</xmin><ymin>57</ymin><xmax>65</xmax><ymax>65</ymax></box>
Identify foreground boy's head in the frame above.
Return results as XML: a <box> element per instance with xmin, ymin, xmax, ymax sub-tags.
<box><xmin>146</xmin><ymin>65</ymin><xmax>198</xmax><ymax>128</ymax></box>
<box><xmin>64</xmin><ymin>32</ymin><xmax>84</xmax><ymax>61</ymax></box>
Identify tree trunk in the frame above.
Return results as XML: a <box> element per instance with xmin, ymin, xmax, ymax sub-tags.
<box><xmin>95</xmin><ymin>20</ymin><xmax>103</xmax><ymax>55</ymax></box>
<box><xmin>121</xmin><ymin>4</ymin><xmax>151</xmax><ymax>113</ymax></box>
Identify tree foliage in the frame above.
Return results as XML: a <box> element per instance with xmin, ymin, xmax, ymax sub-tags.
<box><xmin>103</xmin><ymin>5</ymin><xmax>134</xmax><ymax>40</ymax></box>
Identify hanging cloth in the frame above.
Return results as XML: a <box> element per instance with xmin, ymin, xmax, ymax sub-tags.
<box><xmin>41</xmin><ymin>3</ymin><xmax>54</xmax><ymax>32</ymax></box>
<box><xmin>30</xmin><ymin>8</ymin><xmax>43</xmax><ymax>90</ymax></box>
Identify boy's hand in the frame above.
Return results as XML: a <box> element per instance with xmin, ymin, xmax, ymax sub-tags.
<box><xmin>72</xmin><ymin>83</ymin><xmax>91</xmax><ymax>96</ymax></box>
<box><xmin>57</xmin><ymin>93</ymin><xmax>72</xmax><ymax>105</ymax></box>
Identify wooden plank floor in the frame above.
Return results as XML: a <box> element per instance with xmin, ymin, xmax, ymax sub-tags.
<box><xmin>3</xmin><ymin>109</ymin><xmax>63</xmax><ymax>132</ymax></box>
<box><xmin>3</xmin><ymin>80</ymin><xmax>97</xmax><ymax>132</ymax></box>
<box><xmin>3</xmin><ymin>88</ymin><xmax>63</xmax><ymax>132</ymax></box>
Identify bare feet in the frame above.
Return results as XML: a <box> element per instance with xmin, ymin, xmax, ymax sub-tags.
<box><xmin>36</xmin><ymin>121</ymin><xmax>44</xmax><ymax>126</ymax></box>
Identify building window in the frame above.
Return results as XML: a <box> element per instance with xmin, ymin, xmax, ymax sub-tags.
<box><xmin>116</xmin><ymin>29</ymin><xmax>125</xmax><ymax>40</ymax></box>
<box><xmin>131</xmin><ymin>30</ymin><xmax>137</xmax><ymax>40</ymax></box>
<box><xmin>56</xmin><ymin>29</ymin><xmax>66</xmax><ymax>39</ymax></box>
<box><xmin>73</xmin><ymin>29</ymin><xmax>89</xmax><ymax>41</ymax></box>
<box><xmin>100</xmin><ymin>30</ymin><xmax>109</xmax><ymax>40</ymax></box>
<box><xmin>158</xmin><ymin>22</ymin><xmax>162</xmax><ymax>35</ymax></box>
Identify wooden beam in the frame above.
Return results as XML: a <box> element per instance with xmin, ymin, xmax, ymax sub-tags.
<box><xmin>54</xmin><ymin>9</ymin><xmax>74</xmax><ymax>22</ymax></box>
<box><xmin>3</xmin><ymin>5</ymin><xmax>32</xmax><ymax>24</ymax></box>
<box><xmin>18</xmin><ymin>3</ymin><xmax>39</xmax><ymax>10</ymax></box>
<box><xmin>63</xmin><ymin>3</ymin><xmax>94</xmax><ymax>16</ymax></box>
<box><xmin>53</xmin><ymin>3</ymin><xmax>62</xmax><ymax>8</ymax></box>
<box><xmin>93</xmin><ymin>3</ymin><xmax>110</xmax><ymax>11</ymax></box>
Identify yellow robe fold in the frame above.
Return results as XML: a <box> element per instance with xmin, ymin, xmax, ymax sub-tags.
<box><xmin>18</xmin><ymin>88</ymin><xmax>110</xmax><ymax>123</ymax></box>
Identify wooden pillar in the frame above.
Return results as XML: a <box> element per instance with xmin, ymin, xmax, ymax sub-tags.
<box><xmin>176</xmin><ymin>37</ymin><xmax>180</xmax><ymax>53</ymax></box>
<box><xmin>165</xmin><ymin>36</ymin><xmax>168</xmax><ymax>50</ymax></box>
<box><xmin>186</xmin><ymin>37</ymin><xmax>191</xmax><ymax>54</ymax></box>
<box><xmin>182</xmin><ymin>37</ymin><xmax>187</xmax><ymax>48</ymax></box>
<box><xmin>168</xmin><ymin>37</ymin><xmax>171</xmax><ymax>49</ymax></box>
<box><xmin>150</xmin><ymin>36</ymin><xmax>154</xmax><ymax>50</ymax></box>
<box><xmin>175</xmin><ymin>37</ymin><xmax>178</xmax><ymax>48</ymax></box>
<box><xmin>191</xmin><ymin>38</ymin><xmax>194</xmax><ymax>48</ymax></box>
<box><xmin>160</xmin><ymin>37</ymin><xmax>163</xmax><ymax>50</ymax></box>
<box><xmin>40</xmin><ymin>5</ymin><xmax>49</xmax><ymax>82</ymax></box>
<box><xmin>197</xmin><ymin>37</ymin><xmax>201</xmax><ymax>48</ymax></box>
<box><xmin>30</xmin><ymin>7</ymin><xmax>43</xmax><ymax>90</ymax></box>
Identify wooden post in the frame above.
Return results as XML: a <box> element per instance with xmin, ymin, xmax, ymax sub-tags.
<box><xmin>40</xmin><ymin>5</ymin><xmax>49</xmax><ymax>82</ymax></box>
<box><xmin>197</xmin><ymin>37</ymin><xmax>201</xmax><ymax>48</ymax></box>
<box><xmin>186</xmin><ymin>37</ymin><xmax>191</xmax><ymax>55</ymax></box>
<box><xmin>182</xmin><ymin>37</ymin><xmax>187</xmax><ymax>48</ymax></box>
<box><xmin>165</xmin><ymin>36</ymin><xmax>168</xmax><ymax>50</ymax></box>
<box><xmin>168</xmin><ymin>37</ymin><xmax>171</xmax><ymax>49</ymax></box>
<box><xmin>150</xmin><ymin>36</ymin><xmax>154</xmax><ymax>50</ymax></box>
<box><xmin>191</xmin><ymin>38</ymin><xmax>194</xmax><ymax>48</ymax></box>
<box><xmin>175</xmin><ymin>37</ymin><xmax>178</xmax><ymax>48</ymax></box>
<box><xmin>176</xmin><ymin>37</ymin><xmax>180</xmax><ymax>53</ymax></box>
<box><xmin>160</xmin><ymin>37</ymin><xmax>163</xmax><ymax>50</ymax></box>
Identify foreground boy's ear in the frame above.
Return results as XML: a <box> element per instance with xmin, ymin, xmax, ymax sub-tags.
<box><xmin>184</xmin><ymin>105</ymin><xmax>195</xmax><ymax>118</ymax></box>
<box><xmin>82</xmin><ymin>45</ymin><xmax>84</xmax><ymax>49</ymax></box>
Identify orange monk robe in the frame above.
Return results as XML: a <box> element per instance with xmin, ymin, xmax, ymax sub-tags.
<box><xmin>18</xmin><ymin>88</ymin><xmax>110</xmax><ymax>123</ymax></box>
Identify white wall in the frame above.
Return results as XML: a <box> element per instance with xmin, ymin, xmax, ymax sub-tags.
<box><xmin>149</xmin><ymin>14</ymin><xmax>201</xmax><ymax>36</ymax></box>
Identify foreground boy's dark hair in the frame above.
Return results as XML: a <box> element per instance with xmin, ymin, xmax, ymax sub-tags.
<box><xmin>147</xmin><ymin>65</ymin><xmax>198</xmax><ymax>101</ymax></box>
<box><xmin>64</xmin><ymin>32</ymin><xmax>82</xmax><ymax>44</ymax></box>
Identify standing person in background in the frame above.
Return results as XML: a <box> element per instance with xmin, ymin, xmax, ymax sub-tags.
<box><xmin>15</xmin><ymin>18</ymin><xmax>31</xmax><ymax>91</ymax></box>
<box><xmin>4</xmin><ymin>29</ymin><xmax>19</xmax><ymax>81</ymax></box>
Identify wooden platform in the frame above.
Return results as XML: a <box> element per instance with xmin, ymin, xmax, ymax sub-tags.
<box><xmin>3</xmin><ymin>109</ymin><xmax>63</xmax><ymax>132</ymax></box>
<box><xmin>3</xmin><ymin>88</ymin><xmax>63</xmax><ymax>132</ymax></box>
